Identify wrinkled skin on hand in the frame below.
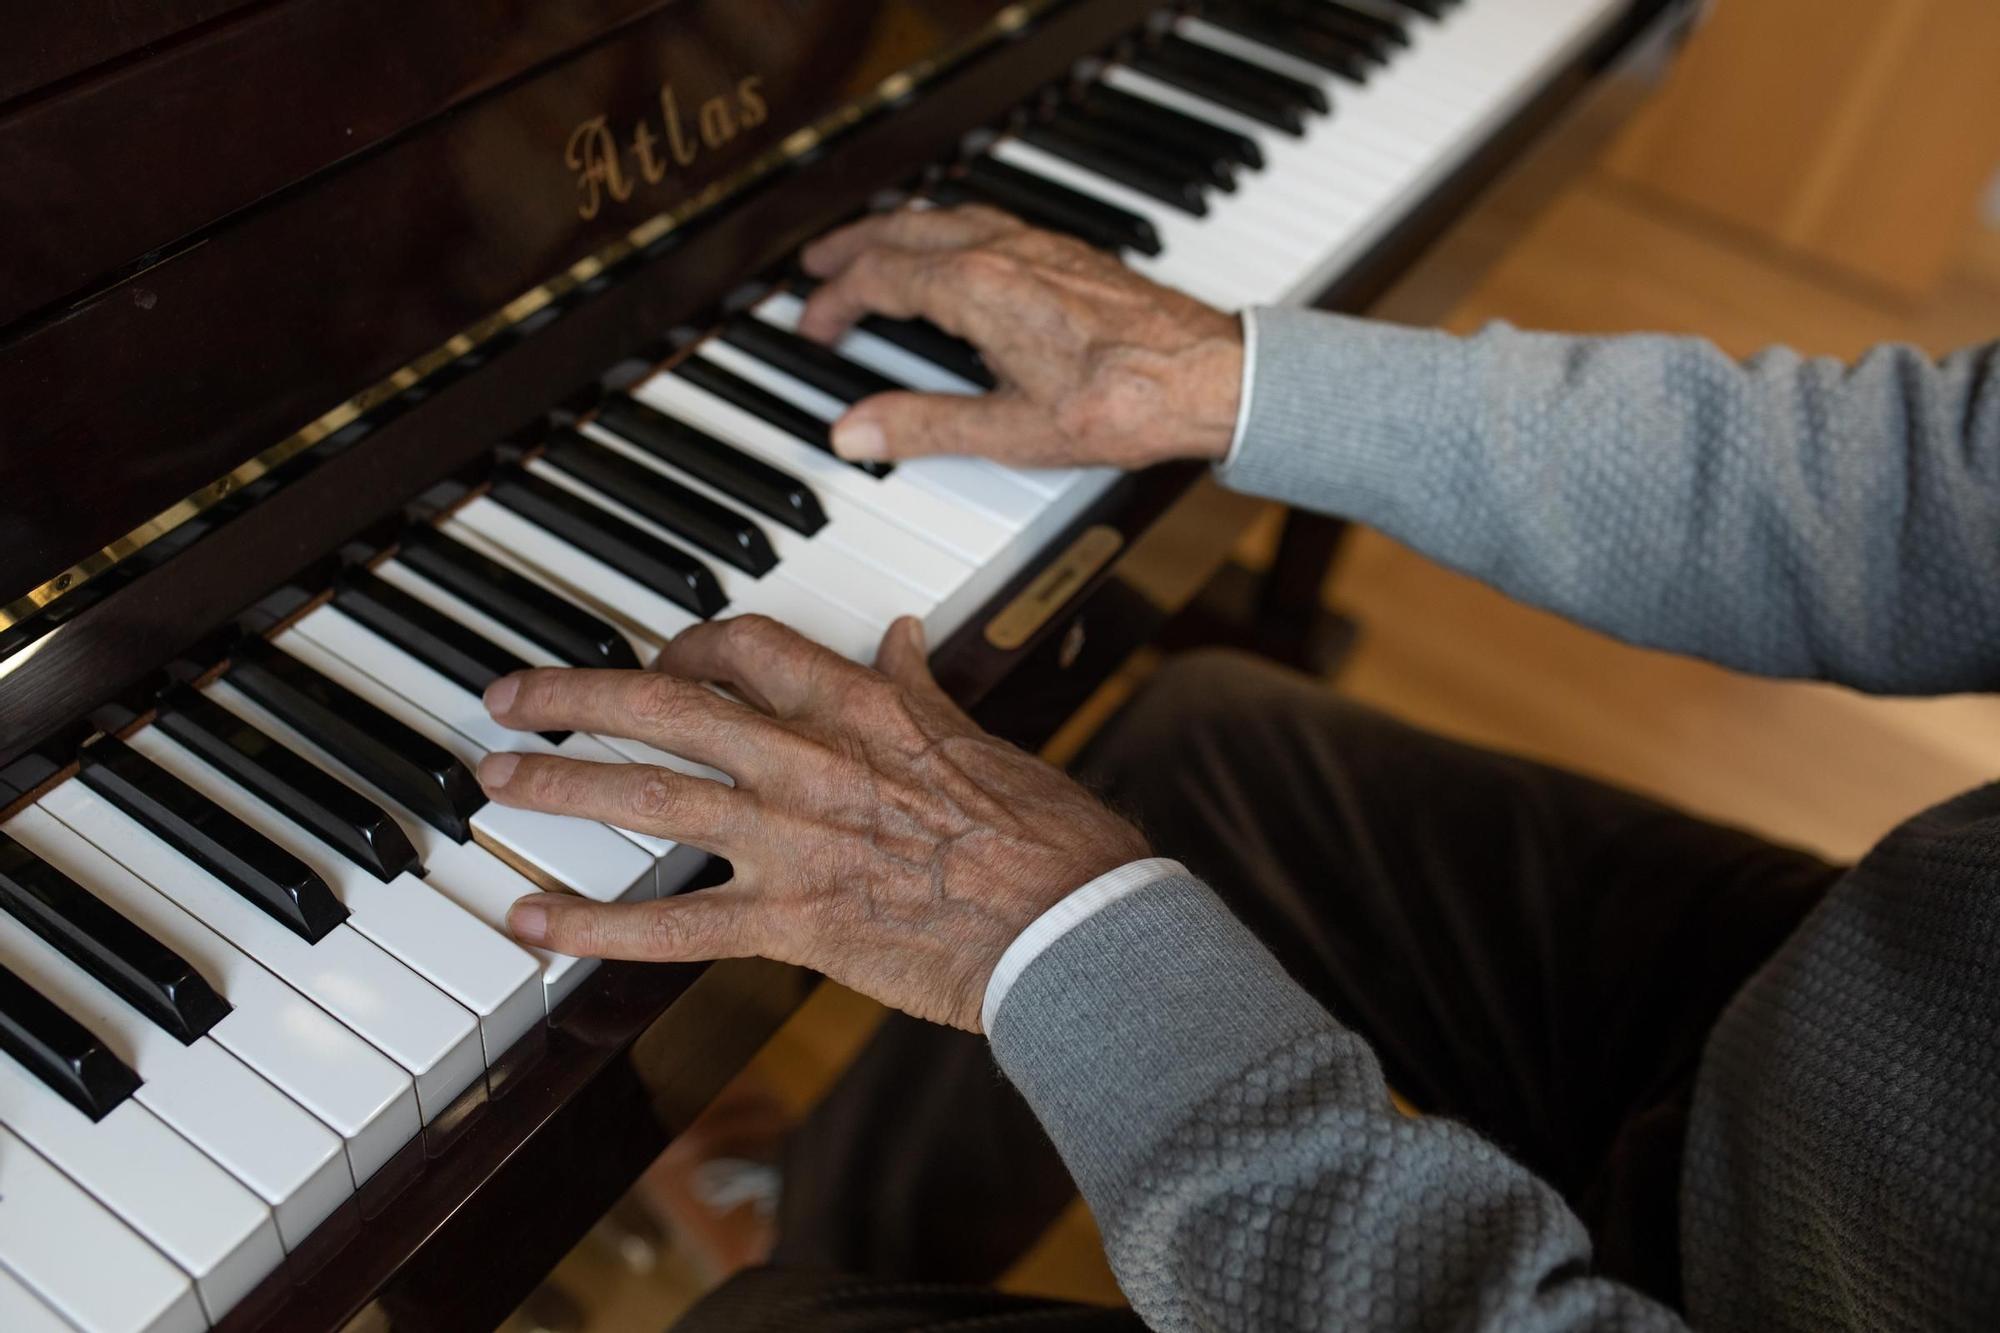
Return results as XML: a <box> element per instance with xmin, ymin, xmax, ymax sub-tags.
<box><xmin>797</xmin><ymin>204</ymin><xmax>1244</xmax><ymax>469</ymax></box>
<box><xmin>482</xmin><ymin>615</ymin><xmax>1150</xmax><ymax>1033</ymax></box>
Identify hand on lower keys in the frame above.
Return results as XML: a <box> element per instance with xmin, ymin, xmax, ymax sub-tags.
<box><xmin>477</xmin><ymin>615</ymin><xmax>1149</xmax><ymax>1032</ymax></box>
<box><xmin>797</xmin><ymin>204</ymin><xmax>1244</xmax><ymax>470</ymax></box>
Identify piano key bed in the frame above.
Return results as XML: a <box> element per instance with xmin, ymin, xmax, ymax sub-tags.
<box><xmin>0</xmin><ymin>0</ymin><xmax>1662</xmax><ymax>1326</ymax></box>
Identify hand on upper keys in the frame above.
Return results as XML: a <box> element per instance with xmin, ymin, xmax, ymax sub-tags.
<box><xmin>798</xmin><ymin>204</ymin><xmax>1244</xmax><ymax>469</ymax></box>
<box><xmin>479</xmin><ymin>615</ymin><xmax>1150</xmax><ymax>1032</ymax></box>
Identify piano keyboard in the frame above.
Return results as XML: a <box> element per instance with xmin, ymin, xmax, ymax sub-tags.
<box><xmin>0</xmin><ymin>0</ymin><xmax>1632</xmax><ymax>1326</ymax></box>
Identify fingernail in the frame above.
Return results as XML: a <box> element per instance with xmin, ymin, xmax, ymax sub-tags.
<box><xmin>508</xmin><ymin>899</ymin><xmax>548</xmax><ymax>945</ymax></box>
<box><xmin>832</xmin><ymin>418</ymin><xmax>885</xmax><ymax>460</ymax></box>
<box><xmin>484</xmin><ymin>673</ymin><xmax>520</xmax><ymax>716</ymax></box>
<box><xmin>902</xmin><ymin>617</ymin><xmax>926</xmax><ymax>654</ymax></box>
<box><xmin>479</xmin><ymin>751</ymin><xmax>520</xmax><ymax>791</ymax></box>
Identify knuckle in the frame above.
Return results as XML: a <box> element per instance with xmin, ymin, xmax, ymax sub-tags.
<box><xmin>632</xmin><ymin>767</ymin><xmax>686</xmax><ymax>823</ymax></box>
<box><xmin>850</xmin><ymin>248</ymin><xmax>903</xmax><ymax>294</ymax></box>
<box><xmin>518</xmin><ymin>667</ymin><xmax>567</xmax><ymax>717</ymax></box>
<box><xmin>946</xmin><ymin>247</ymin><xmax>1020</xmax><ymax>296</ymax></box>
<box><xmin>630</xmin><ymin>672</ymin><xmax>688</xmax><ymax>727</ymax></box>
<box><xmin>643</xmin><ymin>908</ymin><xmax>688</xmax><ymax>954</ymax></box>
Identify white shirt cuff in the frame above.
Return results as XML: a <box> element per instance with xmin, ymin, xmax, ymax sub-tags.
<box><xmin>980</xmin><ymin>857</ymin><xmax>1189</xmax><ymax>1034</ymax></box>
<box><xmin>1220</xmin><ymin>308</ymin><xmax>1260</xmax><ymax>471</ymax></box>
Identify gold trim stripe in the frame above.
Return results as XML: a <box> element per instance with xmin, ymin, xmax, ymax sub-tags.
<box><xmin>1</xmin><ymin>1</ymin><xmax>1049</xmax><ymax>635</ymax></box>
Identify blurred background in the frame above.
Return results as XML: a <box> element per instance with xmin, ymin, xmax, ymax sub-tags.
<box><xmin>499</xmin><ymin>1</ymin><xmax>2000</xmax><ymax>1326</ymax></box>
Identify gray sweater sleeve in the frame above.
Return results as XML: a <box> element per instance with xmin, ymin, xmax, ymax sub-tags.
<box><xmin>990</xmin><ymin>874</ymin><xmax>1685</xmax><ymax>1331</ymax></box>
<box><xmin>1219</xmin><ymin>309</ymin><xmax>2000</xmax><ymax>694</ymax></box>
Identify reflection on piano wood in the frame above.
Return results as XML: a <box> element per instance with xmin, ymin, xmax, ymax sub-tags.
<box><xmin>0</xmin><ymin>0</ymin><xmax>1694</xmax><ymax>1328</ymax></box>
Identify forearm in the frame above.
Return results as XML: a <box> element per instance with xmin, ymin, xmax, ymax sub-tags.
<box><xmin>1219</xmin><ymin>309</ymin><xmax>2000</xmax><ymax>694</ymax></box>
<box><xmin>989</xmin><ymin>874</ymin><xmax>1685</xmax><ymax>1333</ymax></box>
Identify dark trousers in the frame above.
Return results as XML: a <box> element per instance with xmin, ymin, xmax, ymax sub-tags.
<box><xmin>675</xmin><ymin>650</ymin><xmax>1840</xmax><ymax>1330</ymax></box>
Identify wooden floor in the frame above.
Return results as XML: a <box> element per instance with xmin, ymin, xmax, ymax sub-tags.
<box><xmin>501</xmin><ymin>156</ymin><xmax>2000</xmax><ymax>1333</ymax></box>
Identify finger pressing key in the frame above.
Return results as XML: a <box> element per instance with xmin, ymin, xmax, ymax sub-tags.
<box><xmin>477</xmin><ymin>752</ymin><xmax>742</xmax><ymax>850</ymax></box>
<box><xmin>484</xmin><ymin>667</ymin><xmax>787</xmax><ymax>779</ymax></box>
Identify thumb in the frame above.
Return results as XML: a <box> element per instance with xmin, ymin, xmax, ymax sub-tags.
<box><xmin>832</xmin><ymin>390</ymin><xmax>1053</xmax><ymax>465</ymax></box>
<box><xmin>873</xmin><ymin>615</ymin><xmax>935</xmax><ymax>691</ymax></box>
<box><xmin>873</xmin><ymin>616</ymin><xmax>969</xmax><ymax>722</ymax></box>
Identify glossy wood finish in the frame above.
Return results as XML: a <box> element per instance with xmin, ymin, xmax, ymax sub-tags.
<box><xmin>0</xmin><ymin>0</ymin><xmax>1165</xmax><ymax>764</ymax></box>
<box><xmin>0</xmin><ymin>0</ymin><xmax>1016</xmax><ymax>611</ymax></box>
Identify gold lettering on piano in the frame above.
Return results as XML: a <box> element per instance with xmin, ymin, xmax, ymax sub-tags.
<box><xmin>570</xmin><ymin>76</ymin><xmax>771</xmax><ymax>220</ymax></box>
<box><xmin>565</xmin><ymin>116</ymin><xmax>632</xmax><ymax>220</ymax></box>
<box><xmin>0</xmin><ymin>2</ymin><xmax>1071</xmax><ymax>635</ymax></box>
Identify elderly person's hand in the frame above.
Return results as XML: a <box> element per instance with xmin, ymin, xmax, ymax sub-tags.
<box><xmin>480</xmin><ymin>615</ymin><xmax>1149</xmax><ymax>1032</ymax></box>
<box><xmin>798</xmin><ymin>204</ymin><xmax>1243</xmax><ymax>469</ymax></box>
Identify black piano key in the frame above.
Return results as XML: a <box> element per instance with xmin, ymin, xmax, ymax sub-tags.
<box><xmin>1382</xmin><ymin>0</ymin><xmax>1449</xmax><ymax>18</ymax></box>
<box><xmin>1049</xmin><ymin>104</ymin><xmax>1237</xmax><ymax>193</ymax></box>
<box><xmin>77</xmin><ymin>735</ymin><xmax>351</xmax><ymax>945</ymax></box>
<box><xmin>1308</xmin><ymin>0</ymin><xmax>1412</xmax><ymax>49</ymax></box>
<box><xmin>488</xmin><ymin>465</ymin><xmax>729</xmax><ymax>619</ymax></box>
<box><xmin>395</xmin><ymin>526</ymin><xmax>641</xmax><ymax>671</ymax></box>
<box><xmin>856</xmin><ymin>315</ymin><xmax>998</xmax><ymax>391</ymax></box>
<box><xmin>719</xmin><ymin>314</ymin><xmax>902</xmax><ymax>407</ymax></box>
<box><xmin>0</xmin><ymin>960</ymin><xmax>141</xmax><ymax>1121</ymax></box>
<box><xmin>1078</xmin><ymin>83</ymin><xmax>1264</xmax><ymax>171</ymax></box>
<box><xmin>593</xmin><ymin>395</ymin><xmax>828</xmax><ymax>535</ymax></box>
<box><xmin>943</xmin><ymin>159</ymin><xmax>1163</xmax><ymax>257</ymax></box>
<box><xmin>1019</xmin><ymin>119</ymin><xmax>1211</xmax><ymax>215</ymax></box>
<box><xmin>155</xmin><ymin>682</ymin><xmax>423</xmax><ymax>883</ymax></box>
<box><xmin>1126</xmin><ymin>35</ymin><xmax>1328</xmax><ymax>134</ymax></box>
<box><xmin>1201</xmin><ymin>2</ymin><xmax>1377</xmax><ymax>80</ymax></box>
<box><xmin>0</xmin><ymin>830</ymin><xmax>230</xmax><ymax>1044</ymax></box>
<box><xmin>225</xmin><ymin>636</ymin><xmax>485</xmax><ymax>844</ymax></box>
<box><xmin>540</xmin><ymin>428</ymin><xmax>779</xmax><ymax>577</ymax></box>
<box><xmin>671</xmin><ymin>356</ymin><xmax>894</xmax><ymax>478</ymax></box>
<box><xmin>331</xmin><ymin>568</ymin><xmax>568</xmax><ymax>743</ymax></box>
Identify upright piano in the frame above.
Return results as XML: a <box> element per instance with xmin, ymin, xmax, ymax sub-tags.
<box><xmin>0</xmin><ymin>0</ymin><xmax>1697</xmax><ymax>1328</ymax></box>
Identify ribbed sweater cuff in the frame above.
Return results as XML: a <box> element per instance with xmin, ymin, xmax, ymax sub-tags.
<box><xmin>987</xmin><ymin>873</ymin><xmax>1332</xmax><ymax>1210</ymax></box>
<box><xmin>1216</xmin><ymin>305</ymin><xmax>1454</xmax><ymax>517</ymax></box>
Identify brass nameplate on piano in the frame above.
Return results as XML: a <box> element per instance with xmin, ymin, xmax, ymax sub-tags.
<box><xmin>983</xmin><ymin>525</ymin><xmax>1122</xmax><ymax>652</ymax></box>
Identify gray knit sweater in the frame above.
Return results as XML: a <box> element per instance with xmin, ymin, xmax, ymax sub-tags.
<box><xmin>989</xmin><ymin>310</ymin><xmax>2000</xmax><ymax>1331</ymax></box>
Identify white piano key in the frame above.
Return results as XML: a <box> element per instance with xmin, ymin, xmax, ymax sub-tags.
<box><xmin>524</xmin><ymin>457</ymin><xmax>893</xmax><ymax>659</ymax></box>
<box><xmin>694</xmin><ymin>340</ymin><xmax>1048</xmax><ymax>535</ymax></box>
<box><xmin>125</xmin><ymin>727</ymin><xmax>539</xmax><ymax>1066</ymax></box>
<box><xmin>0</xmin><ymin>1264</ymin><xmax>75</xmax><ymax>1333</ymax></box>
<box><xmin>38</xmin><ymin>781</ymin><xmax>479</xmax><ymax>1128</ymax></box>
<box><xmin>632</xmin><ymin>368</ymin><xmax>1012</xmax><ymax>566</ymax></box>
<box><xmin>370</xmin><ymin>558</ymin><xmax>727</xmax><ymax>781</ymax></box>
<box><xmin>567</xmin><ymin>421</ymin><xmax>945</xmax><ymax>630</ymax></box>
<box><xmin>0</xmin><ymin>1052</ymin><xmax>280</xmax><ymax>1324</ymax></box>
<box><xmin>0</xmin><ymin>902</ymin><xmax>351</xmax><ymax>1251</ymax></box>
<box><xmin>991</xmin><ymin>137</ymin><xmax>1317</xmax><ymax>285</ymax></box>
<box><xmin>417</xmin><ymin>838</ymin><xmax>602</xmax><ymax>1006</ymax></box>
<box><xmin>451</xmin><ymin>496</ymin><xmax>701</xmax><ymax>649</ymax></box>
<box><xmin>202</xmin><ymin>680</ymin><xmax>600</xmax><ymax>1013</ymax></box>
<box><xmin>277</xmin><ymin>613</ymin><xmax>665</xmax><ymax>903</ymax></box>
<box><xmin>430</xmin><ymin>515</ymin><xmax>666</xmax><ymax>661</ymax></box>
<box><xmin>3</xmin><ymin>804</ymin><xmax>419</xmax><ymax>1185</ymax></box>
<box><xmin>0</xmin><ymin>1123</ymin><xmax>205</xmax><ymax>1333</ymax></box>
